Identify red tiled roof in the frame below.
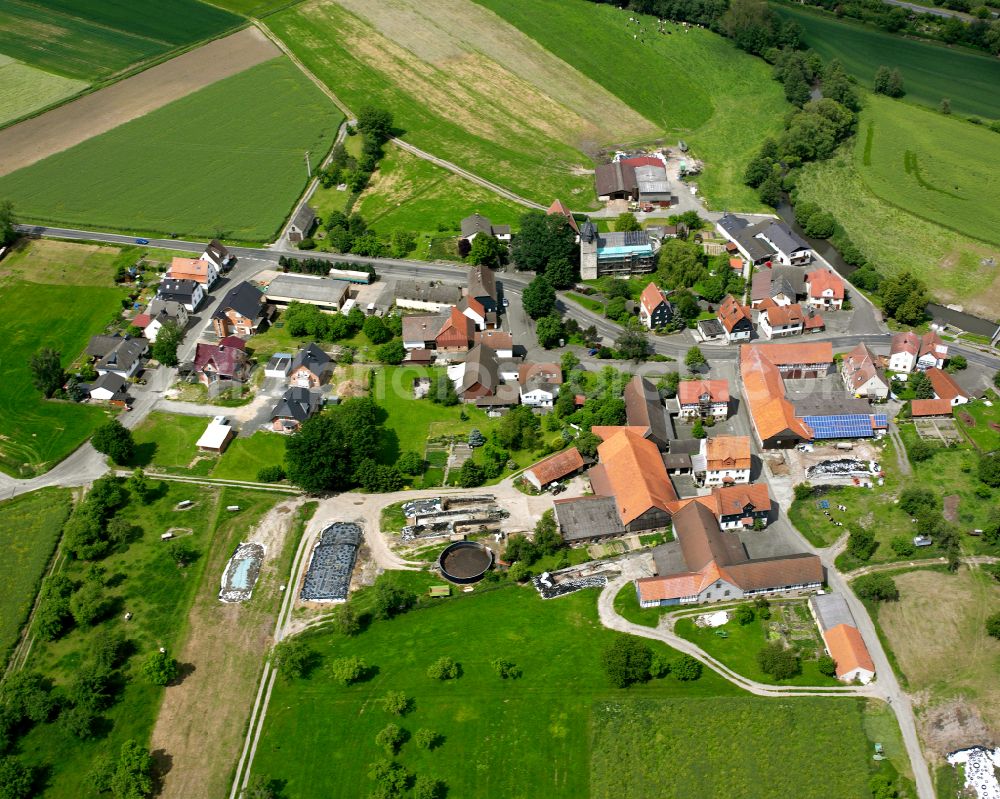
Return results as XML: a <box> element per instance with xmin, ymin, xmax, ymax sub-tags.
<box><xmin>621</xmin><ymin>156</ymin><xmax>663</xmax><ymax>168</ymax></box>
<box><xmin>823</xmin><ymin>623</ymin><xmax>875</xmax><ymax>679</ymax></box>
<box><xmin>925</xmin><ymin>367</ymin><xmax>968</xmax><ymax>402</ymax></box>
<box><xmin>640</xmin><ymin>282</ymin><xmax>666</xmax><ymax>316</ymax></box>
<box><xmin>131</xmin><ymin>313</ymin><xmax>151</xmax><ymax>329</ymax></box>
<box><xmin>678</xmin><ymin>379</ymin><xmax>729</xmax><ymax>406</ymax></box>
<box><xmin>843</xmin><ymin>343</ymin><xmax>886</xmax><ymax>393</ymax></box>
<box><xmin>803</xmin><ymin>312</ymin><xmax>825</xmax><ymax>330</ymax></box>
<box><xmin>193</xmin><ymin>341</ymin><xmax>246</xmax><ymax>378</ymax></box>
<box><xmin>762</xmin><ymin>302</ymin><xmax>805</xmax><ymax>327</ymax></box>
<box><xmin>595</xmin><ymin>429</ymin><xmax>677</xmax><ymax>526</ymax></box>
<box><xmin>519</xmin><ymin>362</ymin><xmax>562</xmax><ymax>385</ymax></box>
<box><xmin>910</xmin><ymin>398</ymin><xmax>953</xmax><ymax>417</ymax></box>
<box><xmin>436</xmin><ymin>306</ymin><xmax>474</xmax><ymax>348</ymax></box>
<box><xmin>740</xmin><ymin>345</ymin><xmax>814</xmax><ymax>443</ymax></box>
<box><xmin>705</xmin><ymin>436</ymin><xmax>751</xmax><ymax>471</ymax></box>
<box><xmin>473</xmin><ymin>329</ymin><xmax>512</xmax><ymax>350</ymax></box>
<box><xmin>890</xmin><ymin>331</ymin><xmax>920</xmax><ymax>356</ymax></box>
<box><xmin>527</xmin><ymin>447</ymin><xmax>584</xmax><ymax>486</ymax></box>
<box><xmin>547</xmin><ymin>198</ymin><xmax>579</xmax><ymax>234</ymax></box>
<box><xmin>728</xmin><ymin>257</ymin><xmax>743</xmax><ymax>272</ymax></box>
<box><xmin>805</xmin><ymin>268</ymin><xmax>845</xmax><ymax>300</ymax></box>
<box><xmin>746</xmin><ymin>341</ymin><xmax>833</xmax><ymax>366</ymax></box>
<box><xmin>718</xmin><ymin>294</ymin><xmax>751</xmax><ymax>333</ymax></box>
<box><xmin>919</xmin><ymin>331</ymin><xmax>947</xmax><ymax>359</ymax></box>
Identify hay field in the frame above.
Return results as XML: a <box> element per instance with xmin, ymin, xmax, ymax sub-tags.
<box><xmin>0</xmin><ymin>0</ymin><xmax>242</xmax><ymax>81</ymax></box>
<box><xmin>269</xmin><ymin>0</ymin><xmax>659</xmax><ymax>205</ymax></box>
<box><xmin>794</xmin><ymin>152</ymin><xmax>1000</xmax><ymax>317</ymax></box>
<box><xmin>0</xmin><ymin>57</ymin><xmax>343</xmax><ymax>241</ymax></box>
<box><xmin>877</xmin><ymin>568</ymin><xmax>1000</xmax><ymax>750</ymax></box>
<box><xmin>0</xmin><ymin>56</ymin><xmax>85</xmax><ymax>126</ymax></box>
<box><xmin>475</xmin><ymin>0</ymin><xmax>788</xmax><ymax>210</ymax></box>
<box><xmin>774</xmin><ymin>4</ymin><xmax>1000</xmax><ymax>119</ymax></box>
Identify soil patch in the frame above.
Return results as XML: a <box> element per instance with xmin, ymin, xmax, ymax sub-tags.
<box><xmin>959</xmin><ymin>411</ymin><xmax>975</xmax><ymax>427</ymax></box>
<box><xmin>943</xmin><ymin>494</ymin><xmax>960</xmax><ymax>523</ymax></box>
<box><xmin>0</xmin><ymin>28</ymin><xmax>279</xmax><ymax>176</ymax></box>
<box><xmin>920</xmin><ymin>697</ymin><xmax>997</xmax><ymax>756</ymax></box>
<box><xmin>989</xmin><ymin>422</ymin><xmax>1000</xmax><ymax>433</ymax></box>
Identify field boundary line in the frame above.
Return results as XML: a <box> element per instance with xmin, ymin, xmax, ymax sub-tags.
<box><xmin>113</xmin><ymin>470</ymin><xmax>302</xmax><ymax>493</ymax></box>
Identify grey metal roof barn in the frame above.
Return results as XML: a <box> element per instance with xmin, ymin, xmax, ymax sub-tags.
<box><xmin>265</xmin><ymin>274</ymin><xmax>350</xmax><ymax>309</ymax></box>
<box><xmin>300</xmin><ymin>522</ymin><xmax>362</xmax><ymax>602</ymax></box>
<box><xmin>552</xmin><ymin>495</ymin><xmax>626</xmax><ymax>542</ymax></box>
<box><xmin>809</xmin><ymin>593</ymin><xmax>857</xmax><ymax>632</ymax></box>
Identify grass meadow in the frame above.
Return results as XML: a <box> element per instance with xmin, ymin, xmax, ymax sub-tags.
<box><xmin>774</xmin><ymin>3</ymin><xmax>1000</xmax><ymax>118</ymax></box>
<box><xmin>0</xmin><ymin>280</ymin><xmax>122</xmax><ymax>477</ymax></box>
<box><xmin>250</xmin><ymin>585</ymin><xmax>740</xmax><ymax>798</ymax></box>
<box><xmin>0</xmin><ymin>0</ymin><xmax>242</xmax><ymax>81</ymax></box>
<box><xmin>793</xmin><ymin>150</ymin><xmax>1000</xmax><ymax>317</ymax></box>
<box><xmin>954</xmin><ymin>395</ymin><xmax>1000</xmax><ymax>452</ymax></box>
<box><xmin>590</xmin><ymin>696</ymin><xmax>876</xmax><ymax>799</ymax></box>
<box><xmin>0</xmin><ymin>488</ymin><xmax>73</xmax><ymax>667</ymax></box>
<box><xmin>14</xmin><ymin>483</ymin><xmax>283</xmax><ymax>799</ymax></box>
<box><xmin>856</xmin><ymin>94</ymin><xmax>1000</xmax><ymax>249</ymax></box>
<box><xmin>0</xmin><ymin>56</ymin><xmax>85</xmax><ymax>126</ymax></box>
<box><xmin>0</xmin><ymin>58</ymin><xmax>343</xmax><ymax>241</ymax></box>
<box><xmin>475</xmin><ymin>0</ymin><xmax>788</xmax><ymax>210</ymax></box>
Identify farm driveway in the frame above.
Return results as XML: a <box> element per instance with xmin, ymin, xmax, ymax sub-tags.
<box><xmin>0</xmin><ymin>28</ymin><xmax>279</xmax><ymax>176</ymax></box>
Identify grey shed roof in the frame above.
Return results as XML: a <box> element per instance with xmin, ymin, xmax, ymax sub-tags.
<box><xmin>394</xmin><ymin>280</ymin><xmax>462</xmax><ymax>306</ymax></box>
<box><xmin>158</xmin><ymin>278</ymin><xmax>199</xmax><ymax>299</ymax></box>
<box><xmin>266</xmin><ymin>274</ymin><xmax>350</xmax><ymax>305</ymax></box>
<box><xmin>718</xmin><ymin>213</ymin><xmax>750</xmax><ymax>237</ymax></box>
<box><xmin>737</xmin><ymin>232</ymin><xmax>775</xmax><ymax>263</ymax></box>
<box><xmin>553</xmin><ymin>495</ymin><xmax>625</xmax><ymax>542</ymax></box>
<box><xmin>97</xmin><ymin>337</ymin><xmax>147</xmax><ymax>372</ymax></box>
<box><xmin>290</xmin><ymin>203</ymin><xmax>317</xmax><ymax>233</ymax></box>
<box><xmin>87</xmin><ymin>334</ymin><xmax>126</xmax><ymax>358</ymax></box>
<box><xmin>459</xmin><ymin>344</ymin><xmax>500</xmax><ymax>393</ymax></box>
<box><xmin>91</xmin><ymin>372</ymin><xmax>127</xmax><ymax>394</ymax></box>
<box><xmin>809</xmin><ymin>593</ymin><xmax>857</xmax><ymax>632</ymax></box>
<box><xmin>755</xmin><ymin>220</ymin><xmax>808</xmax><ymax>255</ymax></box>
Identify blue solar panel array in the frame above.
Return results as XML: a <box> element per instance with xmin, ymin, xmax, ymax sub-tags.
<box><xmin>802</xmin><ymin>414</ymin><xmax>875</xmax><ymax>439</ymax></box>
<box><xmin>873</xmin><ymin>414</ymin><xmax>888</xmax><ymax>429</ymax></box>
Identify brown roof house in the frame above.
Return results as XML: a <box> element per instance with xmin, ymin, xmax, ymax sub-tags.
<box><xmin>457</xmin><ymin>344</ymin><xmax>501</xmax><ymax>401</ymax></box>
<box><xmin>804</xmin><ymin>268</ymin><xmax>845</xmax><ymax>309</ymax></box>
<box><xmin>888</xmin><ymin>331</ymin><xmax>948</xmax><ymax>373</ymax></box>
<box><xmin>519</xmin><ymin>362</ymin><xmax>563</xmax><ymax>408</ymax></box>
<box><xmin>842</xmin><ymin>343</ymin><xmax>889</xmax><ymax>400</ymax></box>
<box><xmin>639</xmin><ymin>282</ymin><xmax>672</xmax><ymax>330</ymax></box>
<box><xmin>695</xmin><ymin>436</ymin><xmax>751</xmax><ymax>486</ymax></box>
<box><xmin>740</xmin><ymin>343</ymin><xmax>825</xmax><ymax>449</ymax></box>
<box><xmin>623</xmin><ymin>375</ymin><xmax>671</xmax><ymax>450</ymax></box>
<box><xmin>212</xmin><ymin>282</ymin><xmax>272</xmax><ymax>338</ymax></box>
<box><xmin>435</xmin><ymin>307</ymin><xmax>476</xmax><ymax>354</ymax></box>
<box><xmin>634</xmin><ymin>501</ymin><xmax>822</xmax><ymax>607</ymax></box>
<box><xmin>287</xmin><ymin>204</ymin><xmax>317</xmax><ymax>244</ymax></box>
<box><xmin>717</xmin><ymin>294</ymin><xmax>753</xmax><ymax>343</ymax></box>
<box><xmin>524</xmin><ymin>447</ymin><xmax>585</xmax><ymax>491</ymax></box>
<box><xmin>166</xmin><ymin>257</ymin><xmax>219</xmax><ymax>288</ymax></box>
<box><xmin>193</xmin><ymin>338</ymin><xmax>249</xmax><ymax>387</ymax></box>
<box><xmin>925</xmin><ymin>367</ymin><xmax>970</xmax><ymax>406</ymax></box>
<box><xmin>288</xmin><ymin>343</ymin><xmax>332</xmax><ymax>388</ymax></box>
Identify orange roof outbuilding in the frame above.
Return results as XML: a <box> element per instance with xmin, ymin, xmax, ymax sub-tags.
<box><xmin>823</xmin><ymin>623</ymin><xmax>875</xmax><ymax>681</ymax></box>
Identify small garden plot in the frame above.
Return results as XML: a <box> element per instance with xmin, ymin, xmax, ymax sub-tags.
<box><xmin>954</xmin><ymin>397</ymin><xmax>1000</xmax><ymax>452</ymax></box>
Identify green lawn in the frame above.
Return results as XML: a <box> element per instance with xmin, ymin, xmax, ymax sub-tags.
<box><xmin>14</xmin><ymin>483</ymin><xmax>282</xmax><ymax>798</ymax></box>
<box><xmin>613</xmin><ymin>581</ymin><xmax>665</xmax><ymax>628</ymax></box>
<box><xmin>856</xmin><ymin>94</ymin><xmax>1000</xmax><ymax>250</ymax></box>
<box><xmin>0</xmin><ymin>281</ymin><xmax>122</xmax><ymax>477</ymax></box>
<box><xmin>212</xmin><ymin>432</ymin><xmax>287</xmax><ymax>481</ymax></box>
<box><xmin>591</xmin><ymin>696</ymin><xmax>880</xmax><ymax>799</ymax></box>
<box><xmin>773</xmin><ymin>3</ymin><xmax>1000</xmax><ymax>118</ymax></box>
<box><xmin>268</xmin><ymin>1</ymin><xmax>599</xmax><ymax>206</ymax></box>
<box><xmin>130</xmin><ymin>412</ymin><xmax>208</xmax><ymax>470</ymax></box>
<box><xmin>0</xmin><ymin>0</ymin><xmax>242</xmax><ymax>81</ymax></box>
<box><xmin>566</xmin><ymin>292</ymin><xmax>606</xmax><ymax>315</ymax></box>
<box><xmin>250</xmin><ymin>584</ymin><xmax>740</xmax><ymax>798</ymax></box>
<box><xmin>0</xmin><ymin>58</ymin><xmax>343</xmax><ymax>241</ymax></box>
<box><xmin>313</xmin><ymin>142</ymin><xmax>525</xmax><ymax>241</ymax></box>
<box><xmin>954</xmin><ymin>397</ymin><xmax>1000</xmax><ymax>452</ymax></box>
<box><xmin>0</xmin><ymin>488</ymin><xmax>73</xmax><ymax>667</ymax></box>
<box><xmin>793</xmin><ymin>151</ymin><xmax>999</xmax><ymax>317</ymax></box>
<box><xmin>674</xmin><ymin>602</ymin><xmax>841</xmax><ymax>687</ymax></box>
<box><xmin>474</xmin><ymin>0</ymin><xmax>789</xmax><ymax>210</ymax></box>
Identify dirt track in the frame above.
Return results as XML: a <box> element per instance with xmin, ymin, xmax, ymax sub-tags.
<box><xmin>0</xmin><ymin>28</ymin><xmax>279</xmax><ymax>177</ymax></box>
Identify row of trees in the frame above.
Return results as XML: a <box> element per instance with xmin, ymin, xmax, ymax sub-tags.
<box><xmin>601</xmin><ymin>635</ymin><xmax>702</xmax><ymax>687</ymax></box>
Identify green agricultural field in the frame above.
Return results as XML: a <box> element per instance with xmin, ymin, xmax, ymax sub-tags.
<box><xmin>773</xmin><ymin>3</ymin><xmax>1000</xmax><ymax>118</ymax></box>
<box><xmin>0</xmin><ymin>281</ymin><xmax>123</xmax><ymax>477</ymax></box>
<box><xmin>14</xmin><ymin>483</ymin><xmax>282</xmax><ymax>799</ymax></box>
<box><xmin>856</xmin><ymin>95</ymin><xmax>1000</xmax><ymax>249</ymax></box>
<box><xmin>590</xmin><ymin>697</ymin><xmax>877</xmax><ymax>799</ymax></box>
<box><xmin>0</xmin><ymin>0</ymin><xmax>242</xmax><ymax>81</ymax></box>
<box><xmin>475</xmin><ymin>0</ymin><xmax>788</xmax><ymax>210</ymax></box>
<box><xmin>268</xmin><ymin>0</ymin><xmax>604</xmax><ymax>206</ymax></box>
<box><xmin>0</xmin><ymin>57</ymin><xmax>343</xmax><ymax>241</ymax></box>
<box><xmin>0</xmin><ymin>488</ymin><xmax>72</xmax><ymax>667</ymax></box>
<box><xmin>674</xmin><ymin>602</ymin><xmax>841</xmax><ymax>686</ymax></box>
<box><xmin>0</xmin><ymin>55</ymin><xmax>85</xmax><ymax>126</ymax></box>
<box><xmin>250</xmin><ymin>585</ymin><xmax>740</xmax><ymax>798</ymax></box>
<box><xmin>207</xmin><ymin>0</ymin><xmax>305</xmax><ymax>15</ymax></box>
<box><xmin>793</xmin><ymin>151</ymin><xmax>1000</xmax><ymax>317</ymax></box>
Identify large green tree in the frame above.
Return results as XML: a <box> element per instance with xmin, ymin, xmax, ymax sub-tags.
<box><xmin>92</xmin><ymin>420</ymin><xmax>135</xmax><ymax>465</ymax></box>
<box><xmin>29</xmin><ymin>348</ymin><xmax>64</xmax><ymax>398</ymax></box>
<box><xmin>150</xmin><ymin>321</ymin><xmax>183</xmax><ymax>367</ymax></box>
<box><xmin>510</xmin><ymin>211</ymin><xmax>577</xmax><ymax>273</ymax></box>
<box><xmin>657</xmin><ymin>238</ymin><xmax>706</xmax><ymax>289</ymax></box>
<box><xmin>467</xmin><ymin>234</ymin><xmax>507</xmax><ymax>267</ymax></box>
<box><xmin>0</xmin><ymin>200</ymin><xmax>17</xmax><ymax>248</ymax></box>
<box><xmin>522</xmin><ymin>274</ymin><xmax>556</xmax><ymax>319</ymax></box>
<box><xmin>285</xmin><ymin>399</ymin><xmax>380</xmax><ymax>492</ymax></box>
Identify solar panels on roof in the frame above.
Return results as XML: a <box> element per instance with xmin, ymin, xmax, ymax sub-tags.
<box><xmin>801</xmin><ymin>415</ymin><xmax>875</xmax><ymax>439</ymax></box>
<box><xmin>623</xmin><ymin>230</ymin><xmax>647</xmax><ymax>246</ymax></box>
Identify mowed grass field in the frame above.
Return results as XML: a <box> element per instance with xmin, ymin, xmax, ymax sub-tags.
<box><xmin>794</xmin><ymin>149</ymin><xmax>1000</xmax><ymax>316</ymax></box>
<box><xmin>591</xmin><ymin>697</ymin><xmax>875</xmax><ymax>799</ymax></box>
<box><xmin>0</xmin><ymin>488</ymin><xmax>73</xmax><ymax>667</ymax></box>
<box><xmin>0</xmin><ymin>54</ymin><xmax>85</xmax><ymax>126</ymax></box>
<box><xmin>876</xmin><ymin>567</ymin><xmax>1000</xmax><ymax>747</ymax></box>
<box><xmin>0</xmin><ymin>58</ymin><xmax>343</xmax><ymax>241</ymax></box>
<box><xmin>773</xmin><ymin>3</ymin><xmax>1000</xmax><ymax>118</ymax></box>
<box><xmin>857</xmin><ymin>94</ymin><xmax>1000</xmax><ymax>249</ymax></box>
<box><xmin>0</xmin><ymin>0</ymin><xmax>242</xmax><ymax>81</ymax></box>
<box><xmin>323</xmin><ymin>142</ymin><xmax>524</xmax><ymax>236</ymax></box>
<box><xmin>475</xmin><ymin>0</ymin><xmax>788</xmax><ymax>210</ymax></box>
<box><xmin>251</xmin><ymin>585</ymin><xmax>741</xmax><ymax>798</ymax></box>
<box><xmin>0</xmin><ymin>280</ymin><xmax>122</xmax><ymax>477</ymax></box>
<box><xmin>268</xmin><ymin>0</ymin><xmax>660</xmax><ymax>207</ymax></box>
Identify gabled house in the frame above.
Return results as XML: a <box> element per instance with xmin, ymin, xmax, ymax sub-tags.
<box><xmin>623</xmin><ymin>375</ymin><xmax>672</xmax><ymax>450</ymax></box>
<box><xmin>402</xmin><ymin>313</ymin><xmax>447</xmax><ymax>351</ymax></box>
<box><xmin>193</xmin><ymin>338</ymin><xmax>249</xmax><ymax>386</ymax></box>
<box><xmin>265</xmin><ymin>274</ymin><xmax>350</xmax><ymax>313</ymax></box>
<box><xmin>394</xmin><ymin>281</ymin><xmax>463</xmax><ymax>312</ymax></box>
<box><xmin>157</xmin><ymin>278</ymin><xmax>204</xmax><ymax>312</ymax></box>
<box><xmin>139</xmin><ymin>299</ymin><xmax>188</xmax><ymax>343</ymax></box>
<box><xmin>288</xmin><ymin>343</ymin><xmax>331</xmax><ymax>388</ymax></box>
<box><xmin>910</xmin><ymin>398</ymin><xmax>954</xmax><ymax>418</ymax></box>
<box><xmin>639</xmin><ymin>282</ymin><xmax>672</xmax><ymax>330</ymax></box>
<box><xmin>166</xmin><ymin>257</ymin><xmax>219</xmax><ymax>288</ymax></box>
<box><xmin>757</xmin><ymin>300</ymin><xmax>804</xmax><ymax>338</ymax></box>
<box><xmin>270</xmin><ymin>386</ymin><xmax>322</xmax><ymax>432</ymax></box>
<box><xmin>201</xmin><ymin>239</ymin><xmax>234</xmax><ymax>273</ymax></box>
<box><xmin>925</xmin><ymin>367</ymin><xmax>970</xmax><ymax>406</ymax></box>
<box><xmin>804</xmin><ymin>268</ymin><xmax>845</xmax><ymax>310</ymax></box>
<box><xmin>705</xmin><ymin>482</ymin><xmax>771</xmax><ymax>529</ymax></box>
<box><xmin>460</xmin><ymin>213</ymin><xmax>511</xmax><ymax>242</ymax></box>
<box><xmin>524</xmin><ymin>447</ymin><xmax>585</xmax><ymax>491</ymax></box>
<box><xmin>212</xmin><ymin>281</ymin><xmax>271</xmax><ymax>338</ymax></box>
<box><xmin>888</xmin><ymin>331</ymin><xmax>948</xmax><ymax>373</ymax></box>
<box><xmin>842</xmin><ymin>343</ymin><xmax>889</xmax><ymax>400</ymax></box>
<box><xmin>287</xmin><ymin>204</ymin><xmax>316</xmax><ymax>244</ymax></box>
<box><xmin>809</xmin><ymin>594</ymin><xmax>875</xmax><ymax>684</ymax></box>
<box><xmin>717</xmin><ymin>294</ymin><xmax>753</xmax><ymax>343</ymax></box>
<box><xmin>519</xmin><ymin>362</ymin><xmax>562</xmax><ymax>408</ymax></box>
<box><xmin>467</xmin><ymin>264</ymin><xmax>499</xmax><ymax>317</ymax></box>
<box><xmin>87</xmin><ymin>335</ymin><xmax>147</xmax><ymax>378</ymax></box>
<box><xmin>458</xmin><ymin>344</ymin><xmax>500</xmax><ymax>400</ymax></box>
<box><xmin>716</xmin><ymin>214</ymin><xmax>812</xmax><ymax>267</ymax></box>
<box><xmin>473</xmin><ymin>329</ymin><xmax>513</xmax><ymax>359</ymax></box>
<box><xmin>678</xmin><ymin>379</ymin><xmax>730</xmax><ymax>420</ymax></box>
<box><xmin>88</xmin><ymin>372</ymin><xmax>131</xmax><ymax>406</ymax></box>
<box><xmin>696</xmin><ymin>435</ymin><xmax>751</xmax><ymax>486</ymax></box>
<box><xmin>435</xmin><ymin>307</ymin><xmax>475</xmax><ymax>353</ymax></box>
